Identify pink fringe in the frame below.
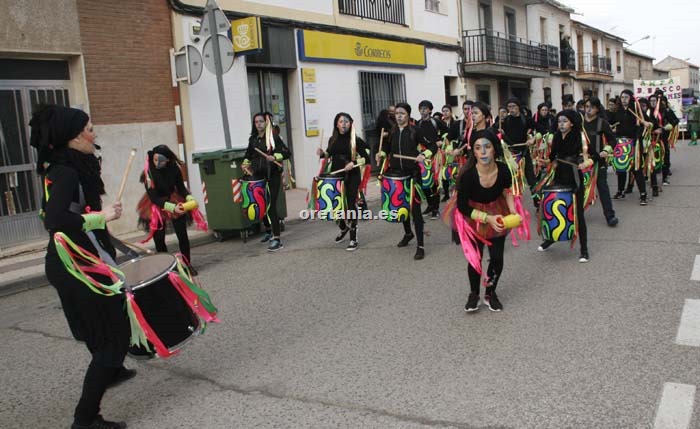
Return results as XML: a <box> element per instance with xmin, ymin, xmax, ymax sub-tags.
<box><xmin>191</xmin><ymin>208</ymin><xmax>208</xmax><ymax>232</ymax></box>
<box><xmin>126</xmin><ymin>291</ymin><xmax>176</xmax><ymax>358</ymax></box>
<box><xmin>140</xmin><ymin>204</ymin><xmax>164</xmax><ymax>244</ymax></box>
<box><xmin>510</xmin><ymin>195</ymin><xmax>531</xmax><ymax>247</ymax></box>
<box><xmin>167</xmin><ymin>272</ymin><xmax>219</xmax><ymax>323</ymax></box>
<box><xmin>454</xmin><ymin>210</ymin><xmax>492</xmax><ymax>275</ymax></box>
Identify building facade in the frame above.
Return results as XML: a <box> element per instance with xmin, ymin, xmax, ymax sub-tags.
<box><xmin>0</xmin><ymin>0</ymin><xmax>178</xmax><ymax>247</ymax></box>
<box><xmin>654</xmin><ymin>56</ymin><xmax>700</xmax><ymax>93</ymax></box>
<box><xmin>170</xmin><ymin>0</ymin><xmax>465</xmax><ymax>205</ymax></box>
<box><xmin>623</xmin><ymin>48</ymin><xmax>655</xmax><ymax>90</ymax></box>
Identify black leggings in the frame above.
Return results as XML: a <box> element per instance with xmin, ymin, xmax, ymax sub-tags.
<box><xmin>402</xmin><ymin>195</ymin><xmax>425</xmax><ymax>247</ymax></box>
<box><xmin>74</xmin><ymin>359</ymin><xmax>122</xmax><ymax>425</ymax></box>
<box><xmin>467</xmin><ymin>235</ymin><xmax>505</xmax><ymax>294</ymax></box>
<box><xmin>617</xmin><ymin>169</ymin><xmax>646</xmax><ymax>195</ymax></box>
<box><xmin>338</xmin><ymin>171</ymin><xmax>361</xmax><ymax>235</ymax></box>
<box><xmin>264</xmin><ymin>172</ymin><xmax>282</xmax><ymax>238</ymax></box>
<box><xmin>153</xmin><ymin>214</ymin><xmax>190</xmax><ymax>262</ymax></box>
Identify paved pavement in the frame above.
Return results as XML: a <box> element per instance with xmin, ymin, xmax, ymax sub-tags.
<box><xmin>1</xmin><ymin>144</ymin><xmax>699</xmax><ymax>428</ymax></box>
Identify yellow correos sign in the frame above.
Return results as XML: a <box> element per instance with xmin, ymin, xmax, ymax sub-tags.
<box><xmin>231</xmin><ymin>17</ymin><xmax>262</xmax><ymax>55</ymax></box>
<box><xmin>298</xmin><ymin>30</ymin><xmax>426</xmax><ymax>69</ymax></box>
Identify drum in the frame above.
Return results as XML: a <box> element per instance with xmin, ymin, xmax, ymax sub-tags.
<box><xmin>540</xmin><ymin>186</ymin><xmax>576</xmax><ymax>242</ymax></box>
<box><xmin>441</xmin><ymin>162</ymin><xmax>459</xmax><ymax>187</ymax></box>
<box><xmin>653</xmin><ymin>141</ymin><xmax>663</xmax><ymax>172</ymax></box>
<box><xmin>314</xmin><ymin>173</ymin><xmax>345</xmax><ymax>220</ymax></box>
<box><xmin>241</xmin><ymin>177</ymin><xmax>269</xmax><ymax>222</ymax></box>
<box><xmin>120</xmin><ymin>254</ymin><xmax>201</xmax><ymax>359</ymax></box>
<box><xmin>418</xmin><ymin>161</ymin><xmax>434</xmax><ymax>191</ymax></box>
<box><xmin>612</xmin><ymin>137</ymin><xmax>635</xmax><ymax>173</ymax></box>
<box><xmin>381</xmin><ymin>173</ymin><xmax>412</xmax><ymax>223</ymax></box>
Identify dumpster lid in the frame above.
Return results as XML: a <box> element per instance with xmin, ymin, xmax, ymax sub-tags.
<box><xmin>192</xmin><ymin>148</ymin><xmax>247</xmax><ymax>162</ymax></box>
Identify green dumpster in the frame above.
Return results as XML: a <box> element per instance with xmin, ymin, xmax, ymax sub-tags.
<box><xmin>192</xmin><ymin>148</ymin><xmax>287</xmax><ymax>241</ymax></box>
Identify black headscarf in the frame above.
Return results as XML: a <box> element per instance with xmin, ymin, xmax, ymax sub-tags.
<box><xmin>29</xmin><ymin>104</ymin><xmax>105</xmax><ymax>209</ymax></box>
<box><xmin>556</xmin><ymin>110</ymin><xmax>582</xmax><ymax>132</ymax></box>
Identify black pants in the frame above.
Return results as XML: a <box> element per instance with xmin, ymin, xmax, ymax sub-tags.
<box><xmin>662</xmin><ymin>139</ymin><xmax>671</xmax><ymax>179</ymax></box>
<box><xmin>403</xmin><ymin>194</ymin><xmax>425</xmax><ymax>247</ymax></box>
<box><xmin>338</xmin><ymin>171</ymin><xmax>360</xmax><ymax>241</ymax></box>
<box><xmin>263</xmin><ymin>172</ymin><xmax>282</xmax><ymax>238</ymax></box>
<box><xmin>467</xmin><ymin>235</ymin><xmax>505</xmax><ymax>294</ymax></box>
<box><xmin>154</xmin><ymin>214</ymin><xmax>190</xmax><ymax>262</ymax></box>
<box><xmin>426</xmin><ymin>182</ymin><xmax>440</xmax><ymax>212</ymax></box>
<box><xmin>596</xmin><ymin>164</ymin><xmax>616</xmax><ymax>220</ymax></box>
<box><xmin>617</xmin><ymin>169</ymin><xmax>646</xmax><ymax>195</ymax></box>
<box><xmin>74</xmin><ymin>359</ymin><xmax>123</xmax><ymax>425</ymax></box>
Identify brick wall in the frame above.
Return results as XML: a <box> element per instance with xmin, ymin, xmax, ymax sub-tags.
<box><xmin>77</xmin><ymin>0</ymin><xmax>174</xmax><ymax>124</ymax></box>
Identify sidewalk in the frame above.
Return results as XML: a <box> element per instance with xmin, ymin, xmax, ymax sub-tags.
<box><xmin>0</xmin><ymin>181</ymin><xmax>382</xmax><ymax>297</ymax></box>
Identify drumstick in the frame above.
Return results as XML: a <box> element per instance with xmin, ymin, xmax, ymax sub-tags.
<box><xmin>393</xmin><ymin>154</ymin><xmax>419</xmax><ymax>161</ymax></box>
<box><xmin>554</xmin><ymin>158</ymin><xmax>580</xmax><ymax>167</ymax></box>
<box><xmin>123</xmin><ymin>240</ymin><xmax>154</xmax><ymax>255</ymax></box>
<box><xmin>254</xmin><ymin>147</ymin><xmax>283</xmax><ymax>168</ymax></box>
<box><xmin>329</xmin><ymin>164</ymin><xmax>362</xmax><ymax>175</ymax></box>
<box><xmin>117</xmin><ymin>148</ymin><xmax>137</xmax><ymax>201</ymax></box>
<box><xmin>509</xmin><ymin>142</ymin><xmax>531</xmax><ymax>147</ymax></box>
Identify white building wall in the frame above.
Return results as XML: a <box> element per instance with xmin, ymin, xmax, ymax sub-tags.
<box><xmin>239</xmin><ymin>0</ymin><xmax>333</xmax><ymax>15</ymax></box>
<box><xmin>411</xmin><ymin>0</ymin><xmax>460</xmax><ymax>39</ymax></box>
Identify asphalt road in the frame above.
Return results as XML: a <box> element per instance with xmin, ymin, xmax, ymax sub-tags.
<box><xmin>1</xmin><ymin>144</ymin><xmax>699</xmax><ymax>429</ymax></box>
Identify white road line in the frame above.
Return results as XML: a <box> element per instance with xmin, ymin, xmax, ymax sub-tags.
<box><xmin>654</xmin><ymin>383</ymin><xmax>696</xmax><ymax>429</ymax></box>
<box><xmin>691</xmin><ymin>255</ymin><xmax>700</xmax><ymax>281</ymax></box>
<box><xmin>676</xmin><ymin>299</ymin><xmax>700</xmax><ymax>347</ymax></box>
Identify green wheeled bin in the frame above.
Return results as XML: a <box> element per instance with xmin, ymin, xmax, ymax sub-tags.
<box><xmin>192</xmin><ymin>148</ymin><xmax>287</xmax><ymax>242</ymax></box>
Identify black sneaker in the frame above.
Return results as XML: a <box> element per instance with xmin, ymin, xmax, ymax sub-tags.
<box><xmin>652</xmin><ymin>187</ymin><xmax>659</xmax><ymax>197</ymax></box>
<box><xmin>625</xmin><ymin>186</ymin><xmax>634</xmax><ymax>194</ymax></box>
<box><xmin>414</xmin><ymin>246</ymin><xmax>425</xmax><ymax>260</ymax></box>
<box><xmin>640</xmin><ymin>195</ymin><xmax>648</xmax><ymax>206</ymax></box>
<box><xmin>484</xmin><ymin>293</ymin><xmax>503</xmax><ymax>312</ymax></box>
<box><xmin>267</xmin><ymin>239</ymin><xmax>283</xmax><ymax>252</ymax></box>
<box><xmin>422</xmin><ymin>207</ymin><xmax>432</xmax><ymax>215</ymax></box>
<box><xmin>187</xmin><ymin>264</ymin><xmax>198</xmax><ymax>276</ymax></box>
<box><xmin>260</xmin><ymin>232</ymin><xmax>272</xmax><ymax>243</ymax></box>
<box><xmin>613</xmin><ymin>192</ymin><xmax>625</xmax><ymax>200</ymax></box>
<box><xmin>397</xmin><ymin>233</ymin><xmax>415</xmax><ymax>247</ymax></box>
<box><xmin>72</xmin><ymin>416</ymin><xmax>127</xmax><ymax>429</ymax></box>
<box><xmin>107</xmin><ymin>367</ymin><xmax>137</xmax><ymax>390</ymax></box>
<box><xmin>606</xmin><ymin>216</ymin><xmax>619</xmax><ymax>227</ymax></box>
<box><xmin>335</xmin><ymin>228</ymin><xmax>349</xmax><ymax>243</ymax></box>
<box><xmin>346</xmin><ymin>240</ymin><xmax>358</xmax><ymax>251</ymax></box>
<box><xmin>662</xmin><ymin>178</ymin><xmax>670</xmax><ymax>186</ymax></box>
<box><xmin>430</xmin><ymin>211</ymin><xmax>439</xmax><ymax>220</ymax></box>
<box><xmin>464</xmin><ymin>293</ymin><xmax>480</xmax><ymax>312</ymax></box>
<box><xmin>538</xmin><ymin>240</ymin><xmax>554</xmax><ymax>252</ymax></box>
<box><xmin>579</xmin><ymin>250</ymin><xmax>589</xmax><ymax>263</ymax></box>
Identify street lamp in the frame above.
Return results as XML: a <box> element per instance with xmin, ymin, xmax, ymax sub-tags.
<box><xmin>625</xmin><ymin>35</ymin><xmax>650</xmax><ymax>47</ymax></box>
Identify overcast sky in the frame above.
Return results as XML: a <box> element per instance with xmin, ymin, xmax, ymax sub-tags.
<box><xmin>560</xmin><ymin>0</ymin><xmax>698</xmax><ymax>65</ymax></box>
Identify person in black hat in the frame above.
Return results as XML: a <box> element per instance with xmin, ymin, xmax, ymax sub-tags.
<box><xmin>538</xmin><ymin>110</ymin><xmax>593</xmax><ymax>262</ymax></box>
<box><xmin>583</xmin><ymin>97</ymin><xmax>619</xmax><ymax>226</ymax></box>
<box><xmin>452</xmin><ymin>129</ymin><xmax>516</xmax><ymax>312</ymax></box>
<box><xmin>416</xmin><ymin>99</ymin><xmax>449</xmax><ymax>219</ymax></box>
<box><xmin>609</xmin><ymin>89</ymin><xmax>652</xmax><ymax>205</ymax></box>
<box><xmin>500</xmin><ymin>96</ymin><xmax>537</xmax><ymax>200</ymax></box>
<box><xmin>30</xmin><ymin>104</ymin><xmax>133</xmax><ymax>429</ymax></box>
<box><xmin>376</xmin><ymin>102</ymin><xmax>436</xmax><ymax>260</ymax></box>
<box><xmin>562</xmin><ymin>94</ymin><xmax>575</xmax><ymax>111</ymax></box>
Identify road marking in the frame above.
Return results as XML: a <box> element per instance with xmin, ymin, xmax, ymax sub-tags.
<box><xmin>654</xmin><ymin>383</ymin><xmax>696</xmax><ymax>429</ymax></box>
<box><xmin>676</xmin><ymin>299</ymin><xmax>700</xmax><ymax>347</ymax></box>
<box><xmin>691</xmin><ymin>255</ymin><xmax>700</xmax><ymax>281</ymax></box>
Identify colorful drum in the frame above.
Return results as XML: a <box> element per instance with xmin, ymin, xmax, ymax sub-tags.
<box><xmin>612</xmin><ymin>137</ymin><xmax>635</xmax><ymax>173</ymax></box>
<box><xmin>120</xmin><ymin>254</ymin><xmax>205</xmax><ymax>359</ymax></box>
<box><xmin>381</xmin><ymin>173</ymin><xmax>412</xmax><ymax>223</ymax></box>
<box><xmin>540</xmin><ymin>186</ymin><xmax>576</xmax><ymax>242</ymax></box>
<box><xmin>653</xmin><ymin>142</ymin><xmax>663</xmax><ymax>172</ymax></box>
<box><xmin>441</xmin><ymin>162</ymin><xmax>459</xmax><ymax>187</ymax></box>
<box><xmin>419</xmin><ymin>161</ymin><xmax>434</xmax><ymax>191</ymax></box>
<box><xmin>241</xmin><ymin>177</ymin><xmax>269</xmax><ymax>222</ymax></box>
<box><xmin>314</xmin><ymin>174</ymin><xmax>345</xmax><ymax>220</ymax></box>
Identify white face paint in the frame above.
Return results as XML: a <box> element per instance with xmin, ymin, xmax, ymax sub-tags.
<box><xmin>336</xmin><ymin>116</ymin><xmax>351</xmax><ymax>134</ymax></box>
<box><xmin>153</xmin><ymin>153</ymin><xmax>169</xmax><ymax>169</ymax></box>
<box><xmin>395</xmin><ymin>108</ymin><xmax>409</xmax><ymax>127</ymax></box>
<box><xmin>621</xmin><ymin>93</ymin><xmax>631</xmax><ymax>108</ymax></box>
<box><xmin>474</xmin><ymin>138</ymin><xmax>494</xmax><ymax>165</ymax></box>
<box><xmin>254</xmin><ymin>116</ymin><xmax>266</xmax><ymax>133</ymax></box>
<box><xmin>558</xmin><ymin>116</ymin><xmax>572</xmax><ymax>133</ymax></box>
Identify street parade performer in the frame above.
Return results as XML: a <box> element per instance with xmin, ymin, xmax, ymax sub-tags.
<box><xmin>376</xmin><ymin>102</ymin><xmax>436</xmax><ymax>260</ymax></box>
<box><xmin>138</xmin><ymin>144</ymin><xmax>207</xmax><ymax>275</ymax></box>
<box><xmin>242</xmin><ymin>112</ymin><xmax>291</xmax><ymax>252</ymax></box>
<box><xmin>444</xmin><ymin>129</ymin><xmax>520</xmax><ymax>313</ymax></box>
<box><xmin>316</xmin><ymin>112</ymin><xmax>370</xmax><ymax>251</ymax></box>
<box><xmin>31</xmin><ymin>104</ymin><xmax>133</xmax><ymax>429</ymax></box>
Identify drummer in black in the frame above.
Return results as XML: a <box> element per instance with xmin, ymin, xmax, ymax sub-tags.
<box><xmin>30</xmin><ymin>105</ymin><xmax>133</xmax><ymax>429</ymax></box>
<box><xmin>376</xmin><ymin>102</ymin><xmax>437</xmax><ymax>260</ymax></box>
<box><xmin>242</xmin><ymin>112</ymin><xmax>291</xmax><ymax>252</ymax></box>
<box><xmin>416</xmin><ymin>100</ymin><xmax>449</xmax><ymax>219</ymax></box>
<box><xmin>316</xmin><ymin>113</ymin><xmax>370</xmax><ymax>251</ymax></box>
<box><xmin>500</xmin><ymin>97</ymin><xmax>537</xmax><ymax>193</ymax></box>
<box><xmin>538</xmin><ymin>110</ymin><xmax>593</xmax><ymax>262</ymax></box>
<box><xmin>610</xmin><ymin>89</ymin><xmax>651</xmax><ymax>205</ymax></box>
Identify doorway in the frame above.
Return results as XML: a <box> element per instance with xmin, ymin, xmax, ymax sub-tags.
<box><xmin>247</xmin><ymin>69</ymin><xmax>293</xmax><ymax>159</ymax></box>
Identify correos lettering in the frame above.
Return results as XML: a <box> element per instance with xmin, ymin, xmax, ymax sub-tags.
<box><xmin>359</xmin><ymin>45</ymin><xmax>392</xmax><ymax>59</ymax></box>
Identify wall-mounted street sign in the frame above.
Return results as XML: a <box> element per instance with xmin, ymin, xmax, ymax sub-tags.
<box><xmin>203</xmin><ymin>34</ymin><xmax>234</xmax><ymax>74</ymax></box>
<box><xmin>231</xmin><ymin>16</ymin><xmax>263</xmax><ymax>56</ymax></box>
<box><xmin>173</xmin><ymin>45</ymin><xmax>203</xmax><ymax>85</ymax></box>
<box><xmin>199</xmin><ymin>6</ymin><xmax>230</xmax><ymax>38</ymax></box>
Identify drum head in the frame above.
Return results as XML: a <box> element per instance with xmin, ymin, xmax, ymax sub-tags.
<box><xmin>383</xmin><ymin>172</ymin><xmax>412</xmax><ymax>180</ymax></box>
<box><xmin>119</xmin><ymin>254</ymin><xmax>178</xmax><ymax>290</ymax></box>
<box><xmin>318</xmin><ymin>173</ymin><xmax>343</xmax><ymax>179</ymax></box>
<box><xmin>542</xmin><ymin>185</ymin><xmax>574</xmax><ymax>193</ymax></box>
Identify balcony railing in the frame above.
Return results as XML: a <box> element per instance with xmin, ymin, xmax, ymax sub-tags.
<box><xmin>578</xmin><ymin>53</ymin><xmax>612</xmax><ymax>75</ymax></box>
<box><xmin>560</xmin><ymin>47</ymin><xmax>576</xmax><ymax>71</ymax></box>
<box><xmin>546</xmin><ymin>45</ymin><xmax>560</xmax><ymax>68</ymax></box>
<box><xmin>338</xmin><ymin>0</ymin><xmax>406</xmax><ymax>26</ymax></box>
<box><xmin>462</xmin><ymin>29</ymin><xmax>549</xmax><ymax>69</ymax></box>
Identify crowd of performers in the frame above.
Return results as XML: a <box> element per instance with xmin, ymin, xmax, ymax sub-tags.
<box><xmin>27</xmin><ymin>86</ymin><xmax>681</xmax><ymax>426</ymax></box>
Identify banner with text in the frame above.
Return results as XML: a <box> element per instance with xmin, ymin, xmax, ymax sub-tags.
<box><xmin>634</xmin><ymin>77</ymin><xmax>683</xmax><ymax>118</ymax></box>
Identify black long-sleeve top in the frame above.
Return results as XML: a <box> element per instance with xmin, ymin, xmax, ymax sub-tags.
<box><xmin>534</xmin><ymin>114</ymin><xmax>556</xmax><ymax>135</ymax></box>
<box><xmin>456</xmin><ymin>162</ymin><xmax>512</xmax><ymax>218</ymax></box>
<box><xmin>659</xmin><ymin>108</ymin><xmax>680</xmax><ymax>142</ymax></box>
<box><xmin>416</xmin><ymin>117</ymin><xmax>449</xmax><ymax>144</ymax></box>
<box><xmin>44</xmin><ymin>164</ymin><xmax>114</xmax><ymax>259</ymax></box>
<box><xmin>610</xmin><ymin>108</ymin><xmax>641</xmax><ymax>140</ymax></box>
<box><xmin>385</xmin><ymin>125</ymin><xmax>437</xmax><ymax>173</ymax></box>
<box><xmin>322</xmin><ymin>133</ymin><xmax>370</xmax><ymax>173</ymax></box>
<box><xmin>244</xmin><ymin>133</ymin><xmax>290</xmax><ymax>178</ymax></box>
<box><xmin>448</xmin><ymin>119</ymin><xmax>470</xmax><ymax>149</ymax></box>
<box><xmin>502</xmin><ymin>114</ymin><xmax>536</xmax><ymax>153</ymax></box>
<box><xmin>583</xmin><ymin>116</ymin><xmax>616</xmax><ymax>162</ymax></box>
<box><xmin>145</xmin><ymin>164</ymin><xmax>189</xmax><ymax>209</ymax></box>
<box><xmin>550</xmin><ymin>130</ymin><xmax>589</xmax><ymax>188</ymax></box>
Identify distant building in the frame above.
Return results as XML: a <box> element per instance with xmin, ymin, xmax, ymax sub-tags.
<box><xmin>623</xmin><ymin>48</ymin><xmax>655</xmax><ymax>90</ymax></box>
<box><xmin>654</xmin><ymin>56</ymin><xmax>700</xmax><ymax>92</ymax></box>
